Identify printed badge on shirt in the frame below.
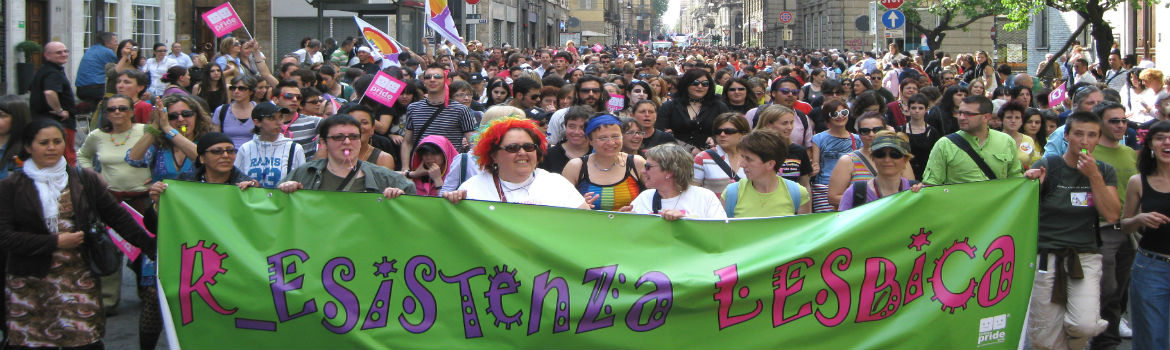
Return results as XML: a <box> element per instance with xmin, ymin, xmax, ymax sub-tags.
<box><xmin>1070</xmin><ymin>192</ymin><xmax>1093</xmax><ymax>207</ymax></box>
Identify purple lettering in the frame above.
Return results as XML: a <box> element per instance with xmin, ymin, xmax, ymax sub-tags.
<box><xmin>484</xmin><ymin>265</ymin><xmax>523</xmax><ymax>330</ymax></box>
<box><xmin>625</xmin><ymin>271</ymin><xmax>672</xmax><ymax>332</ymax></box>
<box><xmin>527</xmin><ymin>271</ymin><xmax>571</xmax><ymax>335</ymax></box>
<box><xmin>361</xmin><ymin>280</ymin><xmax>394</xmax><ymax>330</ymax></box>
<box><xmin>439</xmin><ymin>267</ymin><xmax>487</xmax><ymax>338</ymax></box>
<box><xmin>398</xmin><ymin>256</ymin><xmax>437</xmax><ymax>333</ymax></box>
<box><xmin>267</xmin><ymin>249</ymin><xmax>316</xmax><ymax>322</ymax></box>
<box><xmin>576</xmin><ymin>265</ymin><xmax>619</xmax><ymax>333</ymax></box>
<box><xmin>713</xmin><ymin>264</ymin><xmax>761</xmax><ymax>330</ymax></box>
<box><xmin>321</xmin><ymin>257</ymin><xmax>359</xmax><ymax>334</ymax></box>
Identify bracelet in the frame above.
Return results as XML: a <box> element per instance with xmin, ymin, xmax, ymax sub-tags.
<box><xmin>165</xmin><ymin>129</ymin><xmax>179</xmax><ymax>140</ymax></box>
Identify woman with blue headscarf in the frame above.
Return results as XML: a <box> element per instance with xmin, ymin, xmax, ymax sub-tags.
<box><xmin>561</xmin><ymin>113</ymin><xmax>646</xmax><ymax>211</ymax></box>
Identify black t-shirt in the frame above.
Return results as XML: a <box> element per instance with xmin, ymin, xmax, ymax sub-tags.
<box><xmin>29</xmin><ymin>62</ymin><xmax>76</xmax><ymax>128</ymax></box>
<box><xmin>353</xmin><ymin>62</ymin><xmax>381</xmax><ymax>75</ymax></box>
<box><xmin>639</xmin><ymin>129</ymin><xmax>677</xmax><ymax>154</ymax></box>
<box><xmin>780</xmin><ymin>143</ymin><xmax>813</xmax><ymax>182</ymax></box>
<box><xmin>539</xmin><ymin>143</ymin><xmax>589</xmax><ymax>175</ymax></box>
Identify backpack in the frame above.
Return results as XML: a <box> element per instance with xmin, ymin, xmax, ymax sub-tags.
<box><xmin>723</xmin><ymin>178</ymin><xmax>803</xmax><ymax>218</ymax></box>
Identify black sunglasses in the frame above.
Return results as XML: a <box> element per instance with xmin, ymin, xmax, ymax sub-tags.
<box><xmin>423</xmin><ymin>73</ymin><xmax>446</xmax><ymax>80</ymax></box>
<box><xmin>204</xmin><ymin>148</ymin><xmax>238</xmax><ymax>156</ymax></box>
<box><xmin>167</xmin><ymin>110</ymin><xmax>196</xmax><ymax>120</ymax></box>
<box><xmin>691</xmin><ymin>80</ymin><xmax>711</xmax><ymax>87</ymax></box>
<box><xmin>579</xmin><ymin>88</ymin><xmax>602</xmax><ymax>94</ymax></box>
<box><xmin>229</xmin><ymin>86</ymin><xmax>252</xmax><ymax>91</ymax></box>
<box><xmin>715</xmin><ymin>128</ymin><xmax>744</xmax><ymax>135</ymax></box>
<box><xmin>501</xmin><ymin>142</ymin><xmax>538</xmax><ymax>153</ymax></box>
<box><xmin>872</xmin><ymin>149</ymin><xmax>905</xmax><ymax>159</ymax></box>
<box><xmin>105</xmin><ymin>105</ymin><xmax>131</xmax><ymax>113</ymax></box>
<box><xmin>326</xmin><ymin>134</ymin><xmax>361</xmax><ymax>142</ymax></box>
<box><xmin>857</xmin><ymin>127</ymin><xmax>882</xmax><ymax>135</ymax></box>
<box><xmin>282</xmin><ymin>93</ymin><xmax>302</xmax><ymax>100</ymax></box>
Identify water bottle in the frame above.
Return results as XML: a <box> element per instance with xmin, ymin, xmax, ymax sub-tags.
<box><xmin>140</xmin><ymin>256</ymin><xmax>157</xmax><ymax>287</ymax></box>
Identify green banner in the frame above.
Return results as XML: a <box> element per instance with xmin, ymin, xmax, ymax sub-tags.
<box><xmin>159</xmin><ymin>178</ymin><xmax>1037</xmax><ymax>349</ymax></box>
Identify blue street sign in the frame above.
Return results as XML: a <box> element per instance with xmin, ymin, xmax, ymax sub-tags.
<box><xmin>882</xmin><ymin>9</ymin><xmax>905</xmax><ymax>30</ymax></box>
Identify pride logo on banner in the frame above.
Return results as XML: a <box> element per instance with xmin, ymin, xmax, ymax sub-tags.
<box><xmin>364</xmin><ymin>71</ymin><xmax>407</xmax><ymax>108</ymax></box>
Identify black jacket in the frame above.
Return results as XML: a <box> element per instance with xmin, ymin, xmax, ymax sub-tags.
<box><xmin>656</xmin><ymin>98</ymin><xmax>729</xmax><ymax>149</ymax></box>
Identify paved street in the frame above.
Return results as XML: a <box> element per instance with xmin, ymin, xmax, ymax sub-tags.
<box><xmin>105</xmin><ymin>264</ymin><xmax>171</xmax><ymax>350</ymax></box>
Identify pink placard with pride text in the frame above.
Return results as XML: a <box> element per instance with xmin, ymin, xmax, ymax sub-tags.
<box><xmin>364</xmin><ymin>71</ymin><xmax>407</xmax><ymax>108</ymax></box>
<box><xmin>1048</xmin><ymin>82</ymin><xmax>1067</xmax><ymax>108</ymax></box>
<box><xmin>107</xmin><ymin>202</ymin><xmax>155</xmax><ymax>262</ymax></box>
<box><xmin>607</xmin><ymin>95</ymin><xmax>625</xmax><ymax>113</ymax></box>
<box><xmin>202</xmin><ymin>3</ymin><xmax>244</xmax><ymax>38</ymax></box>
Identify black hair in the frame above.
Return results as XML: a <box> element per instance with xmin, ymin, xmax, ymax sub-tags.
<box><xmin>299</xmin><ymin>87</ymin><xmax>323</xmax><ymax>106</ymax></box>
<box><xmin>0</xmin><ymin>95</ymin><xmax>31</xmax><ymax>169</ymax></box>
<box><xmin>722</xmin><ymin>77</ymin><xmax>758</xmax><ymax>110</ymax></box>
<box><xmin>338</xmin><ymin>103</ymin><xmax>374</xmax><ymax>117</ymax></box>
<box><xmin>416</xmin><ymin>142</ymin><xmax>443</xmax><ymax>156</ymax></box>
<box><xmin>906</xmin><ymin>93</ymin><xmax>931</xmax><ymax>108</ymax></box>
<box><xmin>317</xmin><ymin>114</ymin><xmax>362</xmax><ymax>140</ymax></box>
<box><xmin>575</xmin><ymin>75</ymin><xmax>611</xmax><ymax>109</ymax></box>
<box><xmin>940</xmin><ymin>85</ymin><xmax>971</xmax><ymax>112</ymax></box>
<box><xmin>116</xmin><ymin>39</ymin><xmax>139</xmax><ymax>61</ymax></box>
<box><xmin>1092</xmin><ymin>100</ymin><xmax>1125</xmax><ymax>119</ymax></box>
<box><xmin>997</xmin><ymin>102</ymin><xmax>1027</xmax><ymax>123</ymax></box>
<box><xmin>160</xmin><ymin>66</ymin><xmax>189</xmax><ymax>84</ymax></box>
<box><xmin>1138</xmin><ymin>121</ymin><xmax>1170</xmax><ymax>175</ymax></box>
<box><xmin>18</xmin><ymin>119</ymin><xmax>65</xmax><ymax>161</ymax></box>
<box><xmin>1065</xmin><ymin>111</ymin><xmax>1103</xmax><ymax>138</ymax></box>
<box><xmin>512</xmin><ymin>77</ymin><xmax>542</xmax><ymax>96</ymax></box>
<box><xmin>674</xmin><ymin>69</ymin><xmax>717</xmax><ymax>104</ymax></box>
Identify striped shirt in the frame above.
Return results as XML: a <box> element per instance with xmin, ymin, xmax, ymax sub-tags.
<box><xmin>405</xmin><ymin>99</ymin><xmax>478</xmax><ymax>150</ymax></box>
<box><xmin>283</xmin><ymin>113</ymin><xmax>322</xmax><ymax>158</ymax></box>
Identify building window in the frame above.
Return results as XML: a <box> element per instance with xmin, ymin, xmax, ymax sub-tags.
<box><xmin>1035</xmin><ymin>8</ymin><xmax>1048</xmax><ymax>49</ymax></box>
<box><xmin>581</xmin><ymin>0</ymin><xmax>592</xmax><ymax>10</ymax></box>
<box><xmin>82</xmin><ymin>0</ymin><xmax>118</xmax><ymax>51</ymax></box>
<box><xmin>132</xmin><ymin>5</ymin><xmax>162</xmax><ymax>48</ymax></box>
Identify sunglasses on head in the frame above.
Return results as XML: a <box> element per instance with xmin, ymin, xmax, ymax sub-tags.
<box><xmin>282</xmin><ymin>93</ymin><xmax>302</xmax><ymax>100</ymax></box>
<box><xmin>501</xmin><ymin>142</ymin><xmax>538</xmax><ymax>153</ymax></box>
<box><xmin>167</xmin><ymin>110</ymin><xmax>196</xmax><ymax>120</ymax></box>
<box><xmin>691</xmin><ymin>80</ymin><xmax>711</xmax><ymax>87</ymax></box>
<box><xmin>105</xmin><ymin>105</ymin><xmax>131</xmax><ymax>113</ymax></box>
<box><xmin>204</xmin><ymin>148</ymin><xmax>238</xmax><ymax>156</ymax></box>
<box><xmin>872</xmin><ymin>148</ymin><xmax>905</xmax><ymax>159</ymax></box>
<box><xmin>229</xmin><ymin>86</ymin><xmax>252</xmax><ymax>91</ymax></box>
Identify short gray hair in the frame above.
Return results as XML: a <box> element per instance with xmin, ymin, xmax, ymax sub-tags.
<box><xmin>643</xmin><ymin>144</ymin><xmax>693</xmax><ymax>192</ymax></box>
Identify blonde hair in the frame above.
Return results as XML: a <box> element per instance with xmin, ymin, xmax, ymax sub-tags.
<box><xmin>482</xmin><ymin>105</ymin><xmax>525</xmax><ymax>125</ymax></box>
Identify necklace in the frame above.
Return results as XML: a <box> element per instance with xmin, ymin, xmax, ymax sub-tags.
<box><xmin>594</xmin><ymin>155</ymin><xmax>619</xmax><ymax>172</ymax></box>
<box><xmin>110</xmin><ymin>130</ymin><xmax>132</xmax><ymax>146</ymax></box>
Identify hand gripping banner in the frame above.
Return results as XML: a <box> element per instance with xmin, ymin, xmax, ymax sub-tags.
<box><xmin>159</xmin><ymin>178</ymin><xmax>1038</xmax><ymax>349</ymax></box>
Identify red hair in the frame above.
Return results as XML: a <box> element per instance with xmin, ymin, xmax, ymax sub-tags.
<box><xmin>474</xmin><ymin>117</ymin><xmax>548</xmax><ymax>169</ymax></box>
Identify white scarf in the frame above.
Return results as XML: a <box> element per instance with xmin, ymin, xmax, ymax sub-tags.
<box><xmin>23</xmin><ymin>156</ymin><xmax>68</xmax><ymax>232</ymax></box>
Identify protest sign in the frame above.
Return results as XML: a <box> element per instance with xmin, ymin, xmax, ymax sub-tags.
<box><xmin>201</xmin><ymin>3</ymin><xmax>244</xmax><ymax>38</ymax></box>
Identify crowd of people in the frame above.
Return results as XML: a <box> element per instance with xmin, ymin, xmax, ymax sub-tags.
<box><xmin>0</xmin><ymin>29</ymin><xmax>1166</xmax><ymax>349</ymax></box>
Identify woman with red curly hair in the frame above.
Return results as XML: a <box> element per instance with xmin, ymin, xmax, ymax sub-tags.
<box><xmin>442</xmin><ymin>117</ymin><xmax>589</xmax><ymax>208</ymax></box>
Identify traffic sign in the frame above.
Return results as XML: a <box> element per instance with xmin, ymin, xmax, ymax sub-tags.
<box><xmin>882</xmin><ymin>9</ymin><xmax>905</xmax><ymax>30</ymax></box>
<box><xmin>779</xmin><ymin>11</ymin><xmax>793</xmax><ymax>24</ymax></box>
<box><xmin>880</xmin><ymin>0</ymin><xmax>903</xmax><ymax>10</ymax></box>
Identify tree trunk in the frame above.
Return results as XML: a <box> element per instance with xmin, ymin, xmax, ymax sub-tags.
<box><xmin>1090</xmin><ymin>20</ymin><xmax>1114</xmax><ymax>69</ymax></box>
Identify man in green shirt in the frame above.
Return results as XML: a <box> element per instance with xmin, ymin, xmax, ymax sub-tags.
<box><xmin>1024</xmin><ymin>111</ymin><xmax>1121</xmax><ymax>350</ymax></box>
<box><xmin>1087</xmin><ymin>101</ymin><xmax>1139</xmax><ymax>350</ymax></box>
<box><xmin>920</xmin><ymin>95</ymin><xmax>1024</xmax><ymax>185</ymax></box>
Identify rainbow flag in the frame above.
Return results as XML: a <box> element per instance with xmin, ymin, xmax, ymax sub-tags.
<box><xmin>354</xmin><ymin>16</ymin><xmax>406</xmax><ymax>67</ymax></box>
<box><xmin>424</xmin><ymin>0</ymin><xmax>469</xmax><ymax>54</ymax></box>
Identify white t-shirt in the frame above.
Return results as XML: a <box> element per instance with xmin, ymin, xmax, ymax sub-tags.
<box><xmin>630</xmin><ymin>187</ymin><xmax>728</xmax><ymax>219</ymax></box>
<box><xmin>459</xmin><ymin>168</ymin><xmax>585</xmax><ymax>208</ymax></box>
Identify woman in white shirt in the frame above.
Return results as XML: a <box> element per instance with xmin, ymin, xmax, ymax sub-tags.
<box><xmin>443</xmin><ymin>117</ymin><xmax>590</xmax><ymax>209</ymax></box>
<box><xmin>142</xmin><ymin>43</ymin><xmax>176</xmax><ymax>97</ymax></box>
<box><xmin>626</xmin><ymin>143</ymin><xmax>726</xmax><ymax>220</ymax></box>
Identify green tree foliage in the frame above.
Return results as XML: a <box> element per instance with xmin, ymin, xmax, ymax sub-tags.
<box><xmin>902</xmin><ymin>0</ymin><xmax>1005</xmax><ymax>53</ymax></box>
<box><xmin>1000</xmin><ymin>0</ymin><xmax>1159</xmax><ymax>73</ymax></box>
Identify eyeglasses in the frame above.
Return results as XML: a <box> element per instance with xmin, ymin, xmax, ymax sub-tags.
<box><xmin>304</xmin><ymin>98</ymin><xmax>324</xmax><ymax>105</ymax></box>
<box><xmin>105</xmin><ymin>105</ymin><xmax>131</xmax><ymax>113</ymax></box>
<box><xmin>282</xmin><ymin>93</ymin><xmax>302</xmax><ymax>100</ymax></box>
<box><xmin>691</xmin><ymin>80</ymin><xmax>711</xmax><ymax>87</ymax></box>
<box><xmin>593</xmin><ymin>135</ymin><xmax>622</xmax><ymax>143</ymax></box>
<box><xmin>625</xmin><ymin>130</ymin><xmax>647</xmax><ymax>136</ymax></box>
<box><xmin>204</xmin><ymin>148</ymin><xmax>238</xmax><ymax>156</ymax></box>
<box><xmin>830</xmin><ymin>109</ymin><xmax>850</xmax><ymax>119</ymax></box>
<box><xmin>727</xmin><ymin>87</ymin><xmax>747</xmax><ymax>92</ymax></box>
<box><xmin>715</xmin><ymin>128</ymin><xmax>744</xmax><ymax>135</ymax></box>
<box><xmin>453</xmin><ymin>92</ymin><xmax>472</xmax><ymax>99</ymax></box>
<box><xmin>955</xmin><ymin>110</ymin><xmax>984</xmax><ymax>117</ymax></box>
<box><xmin>776</xmin><ymin>88</ymin><xmax>798</xmax><ymax>96</ymax></box>
<box><xmin>229</xmin><ymin>86</ymin><xmax>252</xmax><ymax>91</ymax></box>
<box><xmin>167</xmin><ymin>110</ymin><xmax>196</xmax><ymax>120</ymax></box>
<box><xmin>423</xmin><ymin>73</ymin><xmax>446</xmax><ymax>80</ymax></box>
<box><xmin>501</xmin><ymin>142</ymin><xmax>538</xmax><ymax>153</ymax></box>
<box><xmin>579</xmin><ymin>88</ymin><xmax>602</xmax><ymax>94</ymax></box>
<box><xmin>643</xmin><ymin>163</ymin><xmax>657</xmax><ymax>171</ymax></box>
<box><xmin>872</xmin><ymin>149</ymin><xmax>905</xmax><ymax>159</ymax></box>
<box><xmin>326</xmin><ymin>134</ymin><xmax>361</xmax><ymax>142</ymax></box>
<box><xmin>856</xmin><ymin>127</ymin><xmax>882</xmax><ymax>135</ymax></box>
<box><xmin>1106</xmin><ymin>118</ymin><xmax>1127</xmax><ymax>125</ymax></box>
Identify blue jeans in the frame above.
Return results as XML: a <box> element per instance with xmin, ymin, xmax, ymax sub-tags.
<box><xmin>1130</xmin><ymin>250</ymin><xmax>1170</xmax><ymax>350</ymax></box>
